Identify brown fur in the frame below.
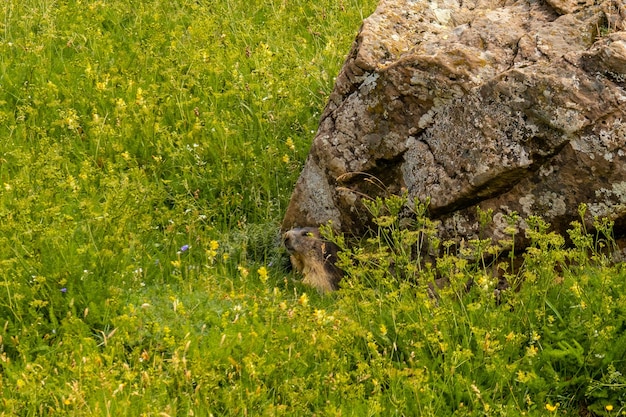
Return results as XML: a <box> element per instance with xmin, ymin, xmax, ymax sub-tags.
<box><xmin>283</xmin><ymin>227</ymin><xmax>343</xmax><ymax>293</ymax></box>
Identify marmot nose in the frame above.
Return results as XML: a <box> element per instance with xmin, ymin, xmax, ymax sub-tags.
<box><xmin>283</xmin><ymin>231</ymin><xmax>294</xmax><ymax>251</ymax></box>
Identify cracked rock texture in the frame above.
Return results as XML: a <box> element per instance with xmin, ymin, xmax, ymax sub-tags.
<box><xmin>282</xmin><ymin>0</ymin><xmax>626</xmax><ymax>247</ymax></box>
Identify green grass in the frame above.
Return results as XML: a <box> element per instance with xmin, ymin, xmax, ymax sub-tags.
<box><xmin>1</xmin><ymin>1</ymin><xmax>625</xmax><ymax>416</ymax></box>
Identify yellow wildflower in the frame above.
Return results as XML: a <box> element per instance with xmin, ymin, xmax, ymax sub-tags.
<box><xmin>135</xmin><ymin>87</ymin><xmax>145</xmax><ymax>106</ymax></box>
<box><xmin>526</xmin><ymin>345</ymin><xmax>538</xmax><ymax>357</ymax></box>
<box><xmin>257</xmin><ymin>266</ymin><xmax>269</xmax><ymax>283</ymax></box>
<box><xmin>96</xmin><ymin>77</ymin><xmax>108</xmax><ymax>91</ymax></box>
<box><xmin>298</xmin><ymin>293</ymin><xmax>309</xmax><ymax>307</ymax></box>
<box><xmin>570</xmin><ymin>283</ymin><xmax>582</xmax><ymax>296</ymax></box>
<box><xmin>237</xmin><ymin>265</ymin><xmax>249</xmax><ymax>278</ymax></box>
<box><xmin>545</xmin><ymin>403</ymin><xmax>559</xmax><ymax>412</ymax></box>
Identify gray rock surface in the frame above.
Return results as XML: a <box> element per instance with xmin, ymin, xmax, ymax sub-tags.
<box><xmin>282</xmin><ymin>0</ymin><xmax>626</xmax><ymax>247</ymax></box>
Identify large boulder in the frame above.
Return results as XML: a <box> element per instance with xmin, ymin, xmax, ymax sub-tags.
<box><xmin>282</xmin><ymin>0</ymin><xmax>626</xmax><ymax>247</ymax></box>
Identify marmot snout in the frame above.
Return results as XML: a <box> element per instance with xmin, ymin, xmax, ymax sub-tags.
<box><xmin>283</xmin><ymin>227</ymin><xmax>343</xmax><ymax>293</ymax></box>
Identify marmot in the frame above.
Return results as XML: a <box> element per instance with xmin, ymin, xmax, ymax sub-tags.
<box><xmin>283</xmin><ymin>227</ymin><xmax>343</xmax><ymax>293</ymax></box>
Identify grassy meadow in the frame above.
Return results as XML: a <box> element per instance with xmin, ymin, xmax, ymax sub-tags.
<box><xmin>1</xmin><ymin>0</ymin><xmax>625</xmax><ymax>416</ymax></box>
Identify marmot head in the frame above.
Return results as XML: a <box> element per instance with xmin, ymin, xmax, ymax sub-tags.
<box><xmin>283</xmin><ymin>227</ymin><xmax>342</xmax><ymax>293</ymax></box>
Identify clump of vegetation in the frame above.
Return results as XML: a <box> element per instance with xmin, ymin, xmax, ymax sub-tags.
<box><xmin>327</xmin><ymin>194</ymin><xmax>626</xmax><ymax>416</ymax></box>
<box><xmin>0</xmin><ymin>1</ymin><xmax>624</xmax><ymax>416</ymax></box>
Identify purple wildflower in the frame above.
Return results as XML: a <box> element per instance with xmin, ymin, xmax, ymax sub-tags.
<box><xmin>180</xmin><ymin>244</ymin><xmax>190</xmax><ymax>252</ymax></box>
<box><xmin>60</xmin><ymin>287</ymin><xmax>67</xmax><ymax>293</ymax></box>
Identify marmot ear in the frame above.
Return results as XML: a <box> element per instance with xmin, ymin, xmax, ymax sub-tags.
<box><xmin>320</xmin><ymin>242</ymin><xmax>336</xmax><ymax>259</ymax></box>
